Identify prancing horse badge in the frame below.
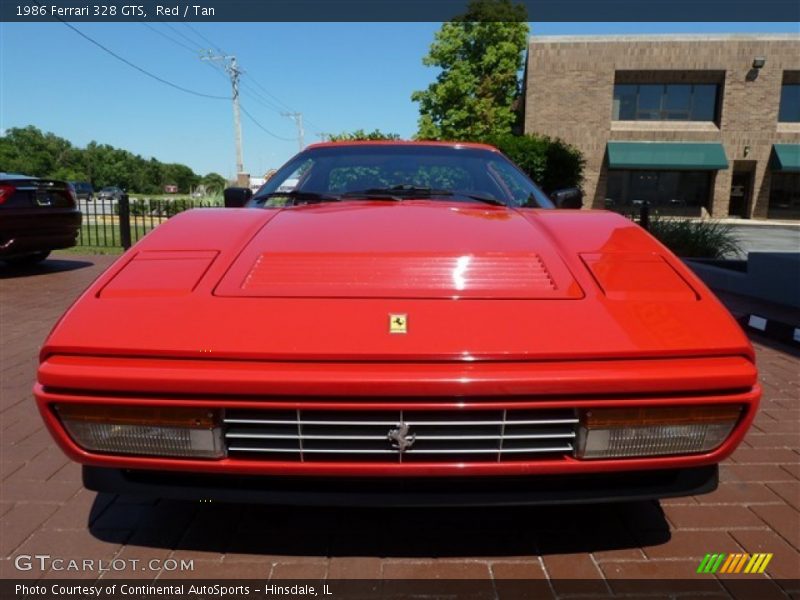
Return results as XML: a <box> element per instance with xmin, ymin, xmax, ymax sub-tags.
<box><xmin>389</xmin><ymin>314</ymin><xmax>408</xmax><ymax>334</ymax></box>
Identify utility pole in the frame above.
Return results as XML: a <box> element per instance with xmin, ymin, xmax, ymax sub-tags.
<box><xmin>202</xmin><ymin>52</ymin><xmax>244</xmax><ymax>177</ymax></box>
<box><xmin>282</xmin><ymin>112</ymin><xmax>305</xmax><ymax>151</ymax></box>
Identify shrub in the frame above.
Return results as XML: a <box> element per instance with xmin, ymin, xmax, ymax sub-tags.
<box><xmin>480</xmin><ymin>133</ymin><xmax>585</xmax><ymax>193</ymax></box>
<box><xmin>129</xmin><ymin>198</ymin><xmax>149</xmax><ymax>216</ymax></box>
<box><xmin>647</xmin><ymin>216</ymin><xmax>743</xmax><ymax>259</ymax></box>
<box><xmin>163</xmin><ymin>199</ymin><xmax>190</xmax><ymax>217</ymax></box>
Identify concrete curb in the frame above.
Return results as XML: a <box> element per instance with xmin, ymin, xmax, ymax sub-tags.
<box><xmin>685</xmin><ymin>254</ymin><xmax>800</xmax><ymax>310</ymax></box>
<box><xmin>737</xmin><ymin>313</ymin><xmax>800</xmax><ymax>348</ymax></box>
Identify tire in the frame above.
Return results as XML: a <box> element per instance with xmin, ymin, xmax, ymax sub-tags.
<box><xmin>4</xmin><ymin>251</ymin><xmax>51</xmax><ymax>266</ymax></box>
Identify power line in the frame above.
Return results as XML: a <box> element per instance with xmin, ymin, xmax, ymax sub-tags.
<box><xmin>240</xmin><ymin>81</ymin><xmax>287</xmax><ymax>114</ymax></box>
<box><xmin>204</xmin><ymin>61</ymin><xmax>230</xmax><ymax>81</ymax></box>
<box><xmin>184</xmin><ymin>23</ymin><xmax>226</xmax><ymax>55</ymax></box>
<box><xmin>240</xmin><ymin>104</ymin><xmax>295</xmax><ymax>142</ymax></box>
<box><xmin>61</xmin><ymin>20</ymin><xmax>229</xmax><ymax>100</ymax></box>
<box><xmin>162</xmin><ymin>21</ymin><xmax>207</xmax><ymax>52</ymax></box>
<box><xmin>171</xmin><ymin>23</ymin><xmax>329</xmax><ymax>134</ymax></box>
<box><xmin>301</xmin><ymin>115</ymin><xmax>325</xmax><ymax>134</ymax></box>
<box><xmin>243</xmin><ymin>74</ymin><xmax>297</xmax><ymax>113</ymax></box>
<box><xmin>139</xmin><ymin>22</ymin><xmax>200</xmax><ymax>55</ymax></box>
<box><xmin>242</xmin><ymin>75</ymin><xmax>326</xmax><ymax>133</ymax></box>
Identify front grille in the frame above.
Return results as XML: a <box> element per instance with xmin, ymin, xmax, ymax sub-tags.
<box><xmin>223</xmin><ymin>409</ymin><xmax>578</xmax><ymax>462</ymax></box>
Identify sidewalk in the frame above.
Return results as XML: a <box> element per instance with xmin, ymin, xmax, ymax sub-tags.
<box><xmin>716</xmin><ymin>219</ymin><xmax>800</xmax><ymax>229</ymax></box>
<box><xmin>0</xmin><ymin>254</ymin><xmax>797</xmax><ymax>594</ymax></box>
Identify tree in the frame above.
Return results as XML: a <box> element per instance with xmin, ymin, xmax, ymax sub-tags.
<box><xmin>162</xmin><ymin>163</ymin><xmax>199</xmax><ymax>194</ymax></box>
<box><xmin>0</xmin><ymin>126</ymin><xmax>203</xmax><ymax>194</ymax></box>
<box><xmin>202</xmin><ymin>172</ymin><xmax>227</xmax><ymax>195</ymax></box>
<box><xmin>412</xmin><ymin>0</ymin><xmax>528</xmax><ymax>140</ymax></box>
<box><xmin>0</xmin><ymin>126</ymin><xmax>87</xmax><ymax>179</ymax></box>
<box><xmin>326</xmin><ymin>129</ymin><xmax>401</xmax><ymax>142</ymax></box>
<box><xmin>485</xmin><ymin>133</ymin><xmax>584</xmax><ymax>193</ymax></box>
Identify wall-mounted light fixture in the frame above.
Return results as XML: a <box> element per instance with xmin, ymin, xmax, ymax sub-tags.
<box><xmin>744</xmin><ymin>145</ymin><xmax>751</xmax><ymax>157</ymax></box>
<box><xmin>752</xmin><ymin>57</ymin><xmax>766</xmax><ymax>69</ymax></box>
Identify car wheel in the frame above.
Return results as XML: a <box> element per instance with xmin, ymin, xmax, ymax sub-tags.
<box><xmin>4</xmin><ymin>251</ymin><xmax>51</xmax><ymax>266</ymax></box>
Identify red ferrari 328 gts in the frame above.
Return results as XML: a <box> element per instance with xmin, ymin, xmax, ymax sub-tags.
<box><xmin>35</xmin><ymin>142</ymin><xmax>759</xmax><ymax>506</ymax></box>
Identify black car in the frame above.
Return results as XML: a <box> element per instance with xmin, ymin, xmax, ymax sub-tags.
<box><xmin>0</xmin><ymin>173</ymin><xmax>82</xmax><ymax>265</ymax></box>
<box><xmin>97</xmin><ymin>186</ymin><xmax>124</xmax><ymax>201</ymax></box>
<box><xmin>69</xmin><ymin>181</ymin><xmax>94</xmax><ymax>201</ymax></box>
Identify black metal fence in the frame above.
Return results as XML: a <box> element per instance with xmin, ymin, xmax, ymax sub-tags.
<box><xmin>75</xmin><ymin>195</ymin><xmax>652</xmax><ymax>250</ymax></box>
<box><xmin>77</xmin><ymin>195</ymin><xmax>222</xmax><ymax>249</ymax></box>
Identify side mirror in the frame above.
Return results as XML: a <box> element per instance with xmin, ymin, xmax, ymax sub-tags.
<box><xmin>551</xmin><ymin>187</ymin><xmax>583</xmax><ymax>209</ymax></box>
<box><xmin>224</xmin><ymin>187</ymin><xmax>253</xmax><ymax>208</ymax></box>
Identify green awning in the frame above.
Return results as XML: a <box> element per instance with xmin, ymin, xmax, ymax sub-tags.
<box><xmin>771</xmin><ymin>144</ymin><xmax>800</xmax><ymax>172</ymax></box>
<box><xmin>607</xmin><ymin>142</ymin><xmax>729</xmax><ymax>170</ymax></box>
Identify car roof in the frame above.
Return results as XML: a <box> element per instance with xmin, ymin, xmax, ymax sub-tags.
<box><xmin>0</xmin><ymin>172</ymin><xmax>38</xmax><ymax>181</ymax></box>
<box><xmin>304</xmin><ymin>140</ymin><xmax>501</xmax><ymax>152</ymax></box>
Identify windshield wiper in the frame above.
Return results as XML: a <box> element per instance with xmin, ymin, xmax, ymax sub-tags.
<box><xmin>340</xmin><ymin>188</ymin><xmax>404</xmax><ymax>201</ymax></box>
<box><xmin>451</xmin><ymin>192</ymin><xmax>507</xmax><ymax>206</ymax></box>
<box><xmin>253</xmin><ymin>190</ymin><xmax>341</xmax><ymax>205</ymax></box>
<box><xmin>342</xmin><ymin>185</ymin><xmax>506</xmax><ymax>206</ymax></box>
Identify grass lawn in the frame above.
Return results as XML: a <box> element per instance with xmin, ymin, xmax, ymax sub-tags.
<box><xmin>62</xmin><ymin>245</ymin><xmax>125</xmax><ymax>255</ymax></box>
<box><xmin>71</xmin><ymin>218</ymin><xmax>162</xmax><ymax>254</ymax></box>
<box><xmin>68</xmin><ymin>198</ymin><xmax>222</xmax><ymax>254</ymax></box>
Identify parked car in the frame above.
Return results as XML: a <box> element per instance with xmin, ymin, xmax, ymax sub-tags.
<box><xmin>0</xmin><ymin>173</ymin><xmax>82</xmax><ymax>265</ymax></box>
<box><xmin>69</xmin><ymin>181</ymin><xmax>94</xmax><ymax>201</ymax></box>
<box><xmin>35</xmin><ymin>142</ymin><xmax>759</xmax><ymax>506</ymax></box>
<box><xmin>97</xmin><ymin>186</ymin><xmax>124</xmax><ymax>201</ymax></box>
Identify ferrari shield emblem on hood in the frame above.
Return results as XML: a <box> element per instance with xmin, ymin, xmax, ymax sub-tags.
<box><xmin>389</xmin><ymin>314</ymin><xmax>408</xmax><ymax>334</ymax></box>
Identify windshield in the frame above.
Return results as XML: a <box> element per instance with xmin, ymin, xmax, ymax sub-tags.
<box><xmin>250</xmin><ymin>145</ymin><xmax>554</xmax><ymax>209</ymax></box>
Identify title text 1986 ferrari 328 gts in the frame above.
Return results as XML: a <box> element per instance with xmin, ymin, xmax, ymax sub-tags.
<box><xmin>35</xmin><ymin>142</ymin><xmax>759</xmax><ymax>506</ymax></box>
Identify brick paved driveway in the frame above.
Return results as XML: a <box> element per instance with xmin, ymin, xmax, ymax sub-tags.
<box><xmin>1</xmin><ymin>254</ymin><xmax>798</xmax><ymax>594</ymax></box>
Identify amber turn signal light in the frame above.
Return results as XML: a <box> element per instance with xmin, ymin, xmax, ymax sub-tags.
<box><xmin>575</xmin><ymin>405</ymin><xmax>743</xmax><ymax>460</ymax></box>
<box><xmin>54</xmin><ymin>404</ymin><xmax>225</xmax><ymax>459</ymax></box>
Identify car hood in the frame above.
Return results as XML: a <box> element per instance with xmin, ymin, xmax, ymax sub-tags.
<box><xmin>41</xmin><ymin>204</ymin><xmax>753</xmax><ymax>362</ymax></box>
<box><xmin>214</xmin><ymin>201</ymin><xmax>584</xmax><ymax>300</ymax></box>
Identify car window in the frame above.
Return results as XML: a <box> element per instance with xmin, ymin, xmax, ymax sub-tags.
<box><xmin>252</xmin><ymin>145</ymin><xmax>554</xmax><ymax>208</ymax></box>
<box><xmin>326</xmin><ymin>164</ymin><xmax>473</xmax><ymax>194</ymax></box>
<box><xmin>487</xmin><ymin>159</ymin><xmax>552</xmax><ymax>207</ymax></box>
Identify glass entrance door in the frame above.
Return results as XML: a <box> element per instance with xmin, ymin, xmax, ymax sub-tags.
<box><xmin>729</xmin><ymin>170</ymin><xmax>753</xmax><ymax>218</ymax></box>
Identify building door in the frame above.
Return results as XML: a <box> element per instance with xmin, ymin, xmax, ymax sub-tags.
<box><xmin>728</xmin><ymin>170</ymin><xmax>753</xmax><ymax>218</ymax></box>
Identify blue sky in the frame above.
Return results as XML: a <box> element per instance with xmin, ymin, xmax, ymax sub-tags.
<box><xmin>1</xmin><ymin>21</ymin><xmax>798</xmax><ymax>178</ymax></box>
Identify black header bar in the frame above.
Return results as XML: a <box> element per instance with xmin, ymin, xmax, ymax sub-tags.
<box><xmin>2</xmin><ymin>0</ymin><xmax>800</xmax><ymax>22</ymax></box>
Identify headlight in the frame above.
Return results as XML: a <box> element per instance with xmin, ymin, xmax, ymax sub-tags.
<box><xmin>54</xmin><ymin>404</ymin><xmax>225</xmax><ymax>459</ymax></box>
<box><xmin>575</xmin><ymin>405</ymin><xmax>742</xmax><ymax>459</ymax></box>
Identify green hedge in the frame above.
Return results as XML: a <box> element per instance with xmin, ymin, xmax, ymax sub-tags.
<box><xmin>481</xmin><ymin>133</ymin><xmax>585</xmax><ymax>194</ymax></box>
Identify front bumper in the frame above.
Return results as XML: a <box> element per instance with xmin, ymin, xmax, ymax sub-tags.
<box><xmin>84</xmin><ymin>464</ymin><xmax>718</xmax><ymax>507</ymax></box>
<box><xmin>35</xmin><ymin>353</ymin><xmax>760</xmax><ymax>479</ymax></box>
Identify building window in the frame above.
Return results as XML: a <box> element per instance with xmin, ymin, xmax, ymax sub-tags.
<box><xmin>768</xmin><ymin>172</ymin><xmax>800</xmax><ymax>219</ymax></box>
<box><xmin>605</xmin><ymin>170</ymin><xmax>713</xmax><ymax>216</ymax></box>
<box><xmin>778</xmin><ymin>84</ymin><xmax>800</xmax><ymax>122</ymax></box>
<box><xmin>612</xmin><ymin>84</ymin><xmax>719</xmax><ymax>122</ymax></box>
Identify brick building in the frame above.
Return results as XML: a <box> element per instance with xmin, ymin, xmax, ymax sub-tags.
<box><xmin>523</xmin><ymin>34</ymin><xmax>800</xmax><ymax>219</ymax></box>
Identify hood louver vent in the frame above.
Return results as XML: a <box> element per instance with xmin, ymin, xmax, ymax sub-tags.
<box><xmin>235</xmin><ymin>252</ymin><xmax>566</xmax><ymax>299</ymax></box>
